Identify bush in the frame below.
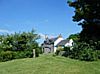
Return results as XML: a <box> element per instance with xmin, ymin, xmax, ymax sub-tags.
<box><xmin>64</xmin><ymin>47</ymin><xmax>71</xmax><ymax>56</ymax></box>
<box><xmin>14</xmin><ymin>51</ymin><xmax>26</xmax><ymax>59</ymax></box>
<box><xmin>79</xmin><ymin>48</ymin><xmax>98</xmax><ymax>61</ymax></box>
<box><xmin>69</xmin><ymin>42</ymin><xmax>98</xmax><ymax>61</ymax></box>
<box><xmin>0</xmin><ymin>48</ymin><xmax>41</xmax><ymax>62</ymax></box>
<box><xmin>58</xmin><ymin>51</ymin><xmax>67</xmax><ymax>57</ymax></box>
<box><xmin>14</xmin><ymin>48</ymin><xmax>40</xmax><ymax>59</ymax></box>
<box><xmin>55</xmin><ymin>47</ymin><xmax>64</xmax><ymax>55</ymax></box>
<box><xmin>0</xmin><ymin>30</ymin><xmax>41</xmax><ymax>62</ymax></box>
<box><xmin>55</xmin><ymin>41</ymin><xmax>99</xmax><ymax>61</ymax></box>
<box><xmin>35</xmin><ymin>48</ymin><xmax>40</xmax><ymax>57</ymax></box>
<box><xmin>55</xmin><ymin>47</ymin><xmax>71</xmax><ymax>57</ymax></box>
<box><xmin>97</xmin><ymin>50</ymin><xmax>100</xmax><ymax>59</ymax></box>
<box><xmin>0</xmin><ymin>51</ymin><xmax>14</xmax><ymax>62</ymax></box>
<box><xmin>55</xmin><ymin>49</ymin><xmax>60</xmax><ymax>55</ymax></box>
<box><xmin>37</xmin><ymin>47</ymin><xmax>42</xmax><ymax>54</ymax></box>
<box><xmin>14</xmin><ymin>50</ymin><xmax>33</xmax><ymax>59</ymax></box>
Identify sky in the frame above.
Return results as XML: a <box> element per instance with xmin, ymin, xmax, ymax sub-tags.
<box><xmin>0</xmin><ymin>0</ymin><xmax>82</xmax><ymax>43</ymax></box>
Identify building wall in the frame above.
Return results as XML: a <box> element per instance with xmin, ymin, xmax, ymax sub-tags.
<box><xmin>54</xmin><ymin>37</ymin><xmax>63</xmax><ymax>52</ymax></box>
<box><xmin>65</xmin><ymin>39</ymin><xmax>73</xmax><ymax>47</ymax></box>
<box><xmin>54</xmin><ymin>37</ymin><xmax>64</xmax><ymax>46</ymax></box>
<box><xmin>42</xmin><ymin>44</ymin><xmax>54</xmax><ymax>53</ymax></box>
<box><xmin>54</xmin><ymin>47</ymin><xmax>57</xmax><ymax>52</ymax></box>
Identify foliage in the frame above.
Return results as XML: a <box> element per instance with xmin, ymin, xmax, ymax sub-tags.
<box><xmin>79</xmin><ymin>48</ymin><xmax>98</xmax><ymax>61</ymax></box>
<box><xmin>55</xmin><ymin>47</ymin><xmax>63</xmax><ymax>55</ymax></box>
<box><xmin>55</xmin><ymin>47</ymin><xmax>71</xmax><ymax>57</ymax></box>
<box><xmin>69</xmin><ymin>42</ymin><xmax>98</xmax><ymax>61</ymax></box>
<box><xmin>67</xmin><ymin>0</ymin><xmax>100</xmax><ymax>61</ymax></box>
<box><xmin>13</xmin><ymin>51</ymin><xmax>32</xmax><ymax>59</ymax></box>
<box><xmin>57</xmin><ymin>47</ymin><xmax>64</xmax><ymax>51</ymax></box>
<box><xmin>0</xmin><ymin>29</ymin><xmax>41</xmax><ymax>62</ymax></box>
<box><xmin>55</xmin><ymin>40</ymin><xmax>99</xmax><ymax>61</ymax></box>
<box><xmin>63</xmin><ymin>47</ymin><xmax>71</xmax><ymax>56</ymax></box>
<box><xmin>67</xmin><ymin>33</ymin><xmax>80</xmax><ymax>42</ymax></box>
<box><xmin>68</xmin><ymin>0</ymin><xmax>100</xmax><ymax>23</ymax></box>
<box><xmin>97</xmin><ymin>50</ymin><xmax>100</xmax><ymax>59</ymax></box>
<box><xmin>68</xmin><ymin>0</ymin><xmax>100</xmax><ymax>41</ymax></box>
<box><xmin>0</xmin><ymin>51</ymin><xmax>14</xmax><ymax>62</ymax></box>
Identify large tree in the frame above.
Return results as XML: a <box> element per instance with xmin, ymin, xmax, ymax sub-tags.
<box><xmin>68</xmin><ymin>0</ymin><xmax>100</xmax><ymax>42</ymax></box>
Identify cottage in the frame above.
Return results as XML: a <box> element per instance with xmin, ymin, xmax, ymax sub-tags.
<box><xmin>41</xmin><ymin>35</ymin><xmax>63</xmax><ymax>53</ymax></box>
<box><xmin>41</xmin><ymin>34</ymin><xmax>73</xmax><ymax>53</ymax></box>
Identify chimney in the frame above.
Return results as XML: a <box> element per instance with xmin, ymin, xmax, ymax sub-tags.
<box><xmin>58</xmin><ymin>34</ymin><xmax>62</xmax><ymax>38</ymax></box>
<box><xmin>45</xmin><ymin>34</ymin><xmax>48</xmax><ymax>40</ymax></box>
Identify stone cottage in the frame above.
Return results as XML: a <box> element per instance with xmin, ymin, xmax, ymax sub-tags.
<box><xmin>41</xmin><ymin>35</ymin><xmax>73</xmax><ymax>53</ymax></box>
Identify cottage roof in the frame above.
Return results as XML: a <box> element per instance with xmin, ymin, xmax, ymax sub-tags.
<box><xmin>50</xmin><ymin>37</ymin><xmax>58</xmax><ymax>42</ymax></box>
<box><xmin>56</xmin><ymin>40</ymin><xmax>69</xmax><ymax>46</ymax></box>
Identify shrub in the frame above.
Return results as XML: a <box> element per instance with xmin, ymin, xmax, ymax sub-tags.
<box><xmin>37</xmin><ymin>47</ymin><xmax>42</xmax><ymax>54</ymax></box>
<box><xmin>0</xmin><ymin>51</ymin><xmax>14</xmax><ymax>62</ymax></box>
<box><xmin>14</xmin><ymin>48</ymin><xmax>40</xmax><ymax>59</ymax></box>
<box><xmin>14</xmin><ymin>51</ymin><xmax>26</xmax><ymax>59</ymax></box>
<box><xmin>14</xmin><ymin>50</ymin><xmax>33</xmax><ymax>59</ymax></box>
<box><xmin>0</xmin><ymin>48</ymin><xmax>40</xmax><ymax>62</ymax></box>
<box><xmin>55</xmin><ymin>41</ymin><xmax>99</xmax><ymax>61</ymax></box>
<box><xmin>79</xmin><ymin>47</ymin><xmax>98</xmax><ymax>61</ymax></box>
<box><xmin>0</xmin><ymin>30</ymin><xmax>42</xmax><ymax>62</ymax></box>
<box><xmin>55</xmin><ymin>47</ymin><xmax>72</xmax><ymax>57</ymax></box>
<box><xmin>69</xmin><ymin>42</ymin><xmax>98</xmax><ymax>61</ymax></box>
<box><xmin>55</xmin><ymin>49</ymin><xmax>60</xmax><ymax>55</ymax></box>
<box><xmin>64</xmin><ymin>47</ymin><xmax>71</xmax><ymax>56</ymax></box>
<box><xmin>58</xmin><ymin>51</ymin><xmax>67</xmax><ymax>57</ymax></box>
<box><xmin>55</xmin><ymin>47</ymin><xmax>64</xmax><ymax>55</ymax></box>
<box><xmin>97</xmin><ymin>50</ymin><xmax>100</xmax><ymax>59</ymax></box>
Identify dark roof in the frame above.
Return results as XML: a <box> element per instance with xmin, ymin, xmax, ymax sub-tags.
<box><xmin>50</xmin><ymin>37</ymin><xmax>58</xmax><ymax>42</ymax></box>
<box><xmin>56</xmin><ymin>40</ymin><xmax>69</xmax><ymax>47</ymax></box>
<box><xmin>41</xmin><ymin>37</ymin><xmax>58</xmax><ymax>46</ymax></box>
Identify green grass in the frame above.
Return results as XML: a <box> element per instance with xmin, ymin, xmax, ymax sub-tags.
<box><xmin>0</xmin><ymin>54</ymin><xmax>100</xmax><ymax>74</ymax></box>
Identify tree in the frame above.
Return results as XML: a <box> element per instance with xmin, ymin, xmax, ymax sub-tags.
<box><xmin>68</xmin><ymin>0</ymin><xmax>100</xmax><ymax>42</ymax></box>
<box><xmin>67</xmin><ymin>33</ymin><xmax>80</xmax><ymax>42</ymax></box>
<box><xmin>0</xmin><ymin>29</ymin><xmax>41</xmax><ymax>61</ymax></box>
<box><xmin>66</xmin><ymin>0</ymin><xmax>100</xmax><ymax>61</ymax></box>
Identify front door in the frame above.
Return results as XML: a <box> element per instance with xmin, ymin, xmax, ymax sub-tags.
<box><xmin>44</xmin><ymin>47</ymin><xmax>51</xmax><ymax>53</ymax></box>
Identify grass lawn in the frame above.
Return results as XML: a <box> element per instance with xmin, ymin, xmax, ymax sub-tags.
<box><xmin>0</xmin><ymin>54</ymin><xmax>100</xmax><ymax>74</ymax></box>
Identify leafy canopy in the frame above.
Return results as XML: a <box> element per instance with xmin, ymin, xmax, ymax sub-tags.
<box><xmin>68</xmin><ymin>0</ymin><xmax>100</xmax><ymax>41</ymax></box>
